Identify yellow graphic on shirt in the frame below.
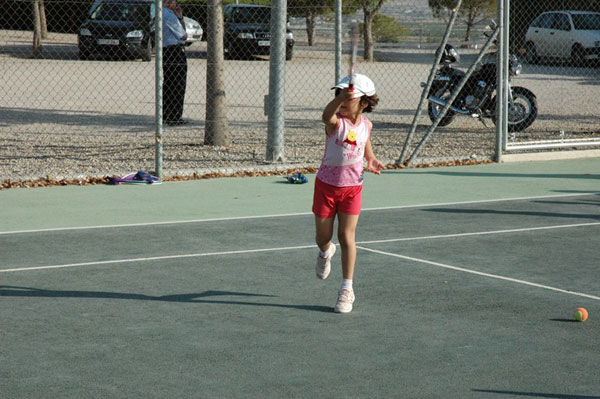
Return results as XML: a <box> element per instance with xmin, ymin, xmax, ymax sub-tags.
<box><xmin>343</xmin><ymin>130</ymin><xmax>357</xmax><ymax>146</ymax></box>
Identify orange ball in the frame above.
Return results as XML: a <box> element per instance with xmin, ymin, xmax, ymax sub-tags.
<box><xmin>574</xmin><ymin>307</ymin><xmax>588</xmax><ymax>322</ymax></box>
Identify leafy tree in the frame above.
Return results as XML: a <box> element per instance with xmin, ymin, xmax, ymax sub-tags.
<box><xmin>288</xmin><ymin>0</ymin><xmax>334</xmax><ymax>46</ymax></box>
<box><xmin>365</xmin><ymin>14</ymin><xmax>409</xmax><ymax>43</ymax></box>
<box><xmin>428</xmin><ymin>0</ymin><xmax>496</xmax><ymax>42</ymax></box>
<box><xmin>346</xmin><ymin>0</ymin><xmax>385</xmax><ymax>62</ymax></box>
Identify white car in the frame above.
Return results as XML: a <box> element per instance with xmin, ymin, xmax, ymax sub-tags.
<box><xmin>525</xmin><ymin>10</ymin><xmax>600</xmax><ymax>64</ymax></box>
<box><xmin>184</xmin><ymin>16</ymin><xmax>203</xmax><ymax>46</ymax></box>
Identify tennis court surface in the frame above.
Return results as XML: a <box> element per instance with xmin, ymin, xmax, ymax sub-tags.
<box><xmin>2</xmin><ymin>158</ymin><xmax>599</xmax><ymax>398</ymax></box>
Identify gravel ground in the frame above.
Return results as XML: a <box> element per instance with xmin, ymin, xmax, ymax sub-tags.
<box><xmin>1</xmin><ymin>31</ymin><xmax>599</xmax><ymax>187</ymax></box>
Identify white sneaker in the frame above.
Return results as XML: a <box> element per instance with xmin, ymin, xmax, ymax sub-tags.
<box><xmin>315</xmin><ymin>244</ymin><xmax>336</xmax><ymax>280</ymax></box>
<box><xmin>334</xmin><ymin>288</ymin><xmax>355</xmax><ymax>313</ymax></box>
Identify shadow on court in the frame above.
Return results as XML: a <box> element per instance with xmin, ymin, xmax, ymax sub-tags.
<box><xmin>424</xmin><ymin>207</ymin><xmax>600</xmax><ymax>220</ymax></box>
<box><xmin>472</xmin><ymin>390</ymin><xmax>600</xmax><ymax>399</ymax></box>
<box><xmin>396</xmin><ymin>170</ymin><xmax>600</xmax><ymax>180</ymax></box>
<box><xmin>0</xmin><ymin>286</ymin><xmax>333</xmax><ymax>313</ymax></box>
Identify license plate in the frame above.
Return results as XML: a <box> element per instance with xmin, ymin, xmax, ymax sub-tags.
<box><xmin>98</xmin><ymin>39</ymin><xmax>119</xmax><ymax>45</ymax></box>
<box><xmin>258</xmin><ymin>40</ymin><xmax>270</xmax><ymax>47</ymax></box>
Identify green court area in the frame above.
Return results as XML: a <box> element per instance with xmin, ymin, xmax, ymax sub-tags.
<box><xmin>1</xmin><ymin>158</ymin><xmax>599</xmax><ymax>398</ymax></box>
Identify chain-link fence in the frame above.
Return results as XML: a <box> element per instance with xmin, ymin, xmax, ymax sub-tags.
<box><xmin>507</xmin><ymin>2</ymin><xmax>600</xmax><ymax>151</ymax></box>
<box><xmin>1</xmin><ymin>0</ymin><xmax>599</xmax><ymax>184</ymax></box>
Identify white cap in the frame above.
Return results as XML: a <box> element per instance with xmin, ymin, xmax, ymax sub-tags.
<box><xmin>332</xmin><ymin>73</ymin><xmax>376</xmax><ymax>98</ymax></box>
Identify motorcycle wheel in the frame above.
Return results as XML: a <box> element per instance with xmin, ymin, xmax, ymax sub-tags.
<box><xmin>427</xmin><ymin>85</ymin><xmax>455</xmax><ymax>126</ymax></box>
<box><xmin>491</xmin><ymin>86</ymin><xmax>537</xmax><ymax>132</ymax></box>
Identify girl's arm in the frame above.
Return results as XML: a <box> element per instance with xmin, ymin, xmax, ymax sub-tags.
<box><xmin>364</xmin><ymin>137</ymin><xmax>385</xmax><ymax>175</ymax></box>
<box><xmin>322</xmin><ymin>88</ymin><xmax>352</xmax><ymax>134</ymax></box>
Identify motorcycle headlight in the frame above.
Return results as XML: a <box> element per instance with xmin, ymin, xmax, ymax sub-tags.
<box><xmin>238</xmin><ymin>32</ymin><xmax>254</xmax><ymax>39</ymax></box>
<box><xmin>510</xmin><ymin>61</ymin><xmax>522</xmax><ymax>76</ymax></box>
<box><xmin>126</xmin><ymin>30</ymin><xmax>143</xmax><ymax>39</ymax></box>
<box><xmin>80</xmin><ymin>28</ymin><xmax>92</xmax><ymax>36</ymax></box>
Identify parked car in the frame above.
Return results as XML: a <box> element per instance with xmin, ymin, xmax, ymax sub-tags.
<box><xmin>223</xmin><ymin>3</ymin><xmax>294</xmax><ymax>60</ymax></box>
<box><xmin>79</xmin><ymin>0</ymin><xmax>202</xmax><ymax>60</ymax></box>
<box><xmin>525</xmin><ymin>10</ymin><xmax>600</xmax><ymax>64</ymax></box>
<box><xmin>78</xmin><ymin>0</ymin><xmax>155</xmax><ymax>61</ymax></box>
<box><xmin>184</xmin><ymin>16</ymin><xmax>203</xmax><ymax>46</ymax></box>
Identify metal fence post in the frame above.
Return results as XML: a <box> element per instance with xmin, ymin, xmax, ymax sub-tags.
<box><xmin>335</xmin><ymin>0</ymin><xmax>342</xmax><ymax>84</ymax></box>
<box><xmin>154</xmin><ymin>0</ymin><xmax>163</xmax><ymax>178</ymax></box>
<box><xmin>265</xmin><ymin>0</ymin><xmax>287</xmax><ymax>162</ymax></box>
<box><xmin>501</xmin><ymin>0</ymin><xmax>510</xmax><ymax>159</ymax></box>
<box><xmin>397</xmin><ymin>0</ymin><xmax>462</xmax><ymax>165</ymax></box>
<box><xmin>495</xmin><ymin>0</ymin><xmax>506</xmax><ymax>162</ymax></box>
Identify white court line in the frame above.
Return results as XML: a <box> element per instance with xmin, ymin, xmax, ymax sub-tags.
<box><xmin>0</xmin><ymin>244</ymin><xmax>316</xmax><ymax>273</ymax></box>
<box><xmin>356</xmin><ymin>246</ymin><xmax>600</xmax><ymax>301</ymax></box>
<box><xmin>2</xmin><ymin>220</ymin><xmax>599</xmax><ymax>274</ymax></box>
<box><xmin>1</xmin><ymin>192</ymin><xmax>598</xmax><ymax>236</ymax></box>
<box><xmin>358</xmin><ymin>221</ymin><xmax>600</xmax><ymax>244</ymax></box>
<box><xmin>0</xmin><ymin>212</ymin><xmax>311</xmax><ymax>236</ymax></box>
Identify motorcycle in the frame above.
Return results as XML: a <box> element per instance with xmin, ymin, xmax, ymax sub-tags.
<box><xmin>424</xmin><ymin>44</ymin><xmax>537</xmax><ymax>132</ymax></box>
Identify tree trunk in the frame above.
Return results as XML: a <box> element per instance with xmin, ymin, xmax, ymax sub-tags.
<box><xmin>363</xmin><ymin>11</ymin><xmax>374</xmax><ymax>62</ymax></box>
<box><xmin>464</xmin><ymin>7</ymin><xmax>475</xmax><ymax>42</ymax></box>
<box><xmin>39</xmin><ymin>0</ymin><xmax>47</xmax><ymax>39</ymax></box>
<box><xmin>32</xmin><ymin>0</ymin><xmax>42</xmax><ymax>58</ymax></box>
<box><xmin>204</xmin><ymin>0</ymin><xmax>230</xmax><ymax>146</ymax></box>
<box><xmin>360</xmin><ymin>0</ymin><xmax>385</xmax><ymax>62</ymax></box>
<box><xmin>305</xmin><ymin>13</ymin><xmax>315</xmax><ymax>47</ymax></box>
<box><xmin>464</xmin><ymin>21</ymin><xmax>472</xmax><ymax>42</ymax></box>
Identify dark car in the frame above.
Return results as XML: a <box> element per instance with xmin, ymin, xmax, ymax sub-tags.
<box><xmin>78</xmin><ymin>0</ymin><xmax>155</xmax><ymax>61</ymax></box>
<box><xmin>224</xmin><ymin>4</ymin><xmax>294</xmax><ymax>60</ymax></box>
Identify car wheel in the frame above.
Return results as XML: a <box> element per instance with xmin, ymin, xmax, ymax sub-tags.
<box><xmin>142</xmin><ymin>39</ymin><xmax>152</xmax><ymax>62</ymax></box>
<box><xmin>79</xmin><ymin>49</ymin><xmax>91</xmax><ymax>60</ymax></box>
<box><xmin>570</xmin><ymin>44</ymin><xmax>585</xmax><ymax>66</ymax></box>
<box><xmin>525</xmin><ymin>42</ymin><xmax>538</xmax><ymax>64</ymax></box>
<box><xmin>227</xmin><ymin>45</ymin><xmax>239</xmax><ymax>60</ymax></box>
<box><xmin>228</xmin><ymin>45</ymin><xmax>249</xmax><ymax>60</ymax></box>
<box><xmin>285</xmin><ymin>46</ymin><xmax>293</xmax><ymax>61</ymax></box>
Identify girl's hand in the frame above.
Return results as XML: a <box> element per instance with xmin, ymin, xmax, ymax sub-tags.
<box><xmin>323</xmin><ymin>87</ymin><xmax>353</xmax><ymax>131</ymax></box>
<box><xmin>336</xmin><ymin>87</ymin><xmax>354</xmax><ymax>102</ymax></box>
<box><xmin>366</xmin><ymin>158</ymin><xmax>385</xmax><ymax>175</ymax></box>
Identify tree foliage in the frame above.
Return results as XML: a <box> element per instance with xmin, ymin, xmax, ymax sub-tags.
<box><xmin>428</xmin><ymin>0</ymin><xmax>496</xmax><ymax>41</ymax></box>
<box><xmin>288</xmin><ymin>0</ymin><xmax>334</xmax><ymax>46</ymax></box>
<box><xmin>345</xmin><ymin>0</ymin><xmax>386</xmax><ymax>62</ymax></box>
<box><xmin>367</xmin><ymin>14</ymin><xmax>410</xmax><ymax>43</ymax></box>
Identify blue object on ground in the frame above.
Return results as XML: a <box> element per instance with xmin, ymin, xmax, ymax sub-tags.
<box><xmin>285</xmin><ymin>172</ymin><xmax>308</xmax><ymax>184</ymax></box>
<box><xmin>108</xmin><ymin>171</ymin><xmax>162</xmax><ymax>185</ymax></box>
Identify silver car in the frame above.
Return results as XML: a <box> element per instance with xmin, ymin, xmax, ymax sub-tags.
<box><xmin>525</xmin><ymin>10</ymin><xmax>600</xmax><ymax>64</ymax></box>
<box><xmin>184</xmin><ymin>16</ymin><xmax>203</xmax><ymax>46</ymax></box>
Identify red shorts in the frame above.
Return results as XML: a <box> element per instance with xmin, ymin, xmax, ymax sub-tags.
<box><xmin>312</xmin><ymin>178</ymin><xmax>363</xmax><ymax>218</ymax></box>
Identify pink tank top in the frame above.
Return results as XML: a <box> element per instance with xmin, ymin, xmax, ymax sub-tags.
<box><xmin>316</xmin><ymin>113</ymin><xmax>371</xmax><ymax>187</ymax></box>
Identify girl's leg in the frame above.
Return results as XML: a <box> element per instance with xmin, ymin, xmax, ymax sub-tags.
<box><xmin>314</xmin><ymin>216</ymin><xmax>335</xmax><ymax>252</ymax></box>
<box><xmin>315</xmin><ymin>215</ymin><xmax>336</xmax><ymax>280</ymax></box>
<box><xmin>337</xmin><ymin>212</ymin><xmax>360</xmax><ymax>279</ymax></box>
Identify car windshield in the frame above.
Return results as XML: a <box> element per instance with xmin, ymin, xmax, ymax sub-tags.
<box><xmin>91</xmin><ymin>3</ymin><xmax>152</xmax><ymax>22</ymax></box>
<box><xmin>232</xmin><ymin>7</ymin><xmax>270</xmax><ymax>24</ymax></box>
<box><xmin>571</xmin><ymin>13</ymin><xmax>600</xmax><ymax>30</ymax></box>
